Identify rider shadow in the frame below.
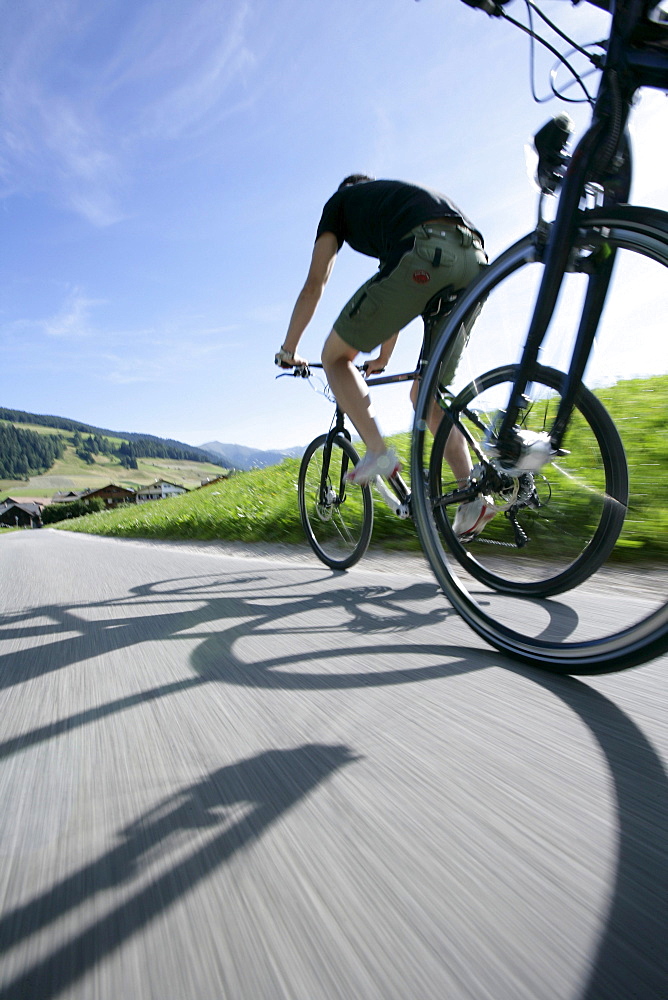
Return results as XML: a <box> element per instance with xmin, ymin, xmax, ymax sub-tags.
<box><xmin>0</xmin><ymin>743</ymin><xmax>359</xmax><ymax>1000</ymax></box>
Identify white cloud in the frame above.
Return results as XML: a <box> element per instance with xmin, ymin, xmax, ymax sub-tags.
<box><xmin>134</xmin><ymin>2</ymin><xmax>256</xmax><ymax>141</ymax></box>
<box><xmin>102</xmin><ymin>355</ymin><xmax>169</xmax><ymax>385</ymax></box>
<box><xmin>43</xmin><ymin>289</ymin><xmax>104</xmax><ymax>339</ymax></box>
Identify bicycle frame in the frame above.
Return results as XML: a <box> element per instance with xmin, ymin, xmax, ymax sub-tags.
<box><xmin>492</xmin><ymin>0</ymin><xmax>668</xmax><ymax>458</ymax></box>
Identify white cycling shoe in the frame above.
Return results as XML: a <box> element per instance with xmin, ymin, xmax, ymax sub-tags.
<box><xmin>452</xmin><ymin>495</ymin><xmax>496</xmax><ymax>541</ymax></box>
<box><xmin>345</xmin><ymin>448</ymin><xmax>401</xmax><ymax>486</ymax></box>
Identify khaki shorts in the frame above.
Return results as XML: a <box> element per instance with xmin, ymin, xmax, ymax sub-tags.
<box><xmin>333</xmin><ymin>223</ymin><xmax>487</xmax><ymax>355</ymax></box>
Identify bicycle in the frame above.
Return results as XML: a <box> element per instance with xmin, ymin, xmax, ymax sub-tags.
<box><xmin>410</xmin><ymin>0</ymin><xmax>668</xmax><ymax>673</ymax></box>
<box><xmin>289</xmin><ymin>318</ymin><xmax>623</xmax><ymax>594</ymax></box>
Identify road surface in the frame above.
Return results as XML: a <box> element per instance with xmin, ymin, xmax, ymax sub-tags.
<box><xmin>0</xmin><ymin>529</ymin><xmax>666</xmax><ymax>999</ymax></box>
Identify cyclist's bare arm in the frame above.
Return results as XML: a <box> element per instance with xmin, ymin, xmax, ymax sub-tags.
<box><xmin>277</xmin><ymin>232</ymin><xmax>338</xmax><ymax>367</ymax></box>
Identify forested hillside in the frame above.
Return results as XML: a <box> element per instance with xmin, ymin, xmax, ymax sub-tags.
<box><xmin>0</xmin><ymin>407</ymin><xmax>221</xmax><ymax>466</ymax></box>
<box><xmin>0</xmin><ymin>406</ymin><xmax>228</xmax><ymax>493</ymax></box>
<box><xmin>0</xmin><ymin>424</ymin><xmax>66</xmax><ymax>479</ymax></box>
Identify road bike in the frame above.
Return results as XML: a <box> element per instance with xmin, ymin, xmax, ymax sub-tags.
<box><xmin>410</xmin><ymin>0</ymin><xmax>668</xmax><ymax>672</ymax></box>
<box><xmin>288</xmin><ymin>345</ymin><xmax>626</xmax><ymax>604</ymax></box>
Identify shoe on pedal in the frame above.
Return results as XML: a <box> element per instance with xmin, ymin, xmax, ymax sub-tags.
<box><xmin>453</xmin><ymin>495</ymin><xmax>496</xmax><ymax>541</ymax></box>
<box><xmin>345</xmin><ymin>448</ymin><xmax>400</xmax><ymax>486</ymax></box>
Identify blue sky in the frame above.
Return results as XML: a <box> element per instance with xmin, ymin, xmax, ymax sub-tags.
<box><xmin>1</xmin><ymin>0</ymin><xmax>666</xmax><ymax>451</ymax></box>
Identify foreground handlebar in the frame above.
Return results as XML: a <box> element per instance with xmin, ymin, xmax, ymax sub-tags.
<box><xmin>276</xmin><ymin>360</ymin><xmax>385</xmax><ymax>381</ymax></box>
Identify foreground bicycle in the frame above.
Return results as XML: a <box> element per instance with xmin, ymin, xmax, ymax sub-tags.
<box><xmin>411</xmin><ymin>0</ymin><xmax>668</xmax><ymax>673</ymax></box>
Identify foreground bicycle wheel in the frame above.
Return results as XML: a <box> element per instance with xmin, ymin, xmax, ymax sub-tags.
<box><xmin>412</xmin><ymin>205</ymin><xmax>668</xmax><ymax>673</ymax></box>
<box><xmin>298</xmin><ymin>434</ymin><xmax>373</xmax><ymax>570</ymax></box>
<box><xmin>429</xmin><ymin>364</ymin><xmax>628</xmax><ymax>598</ymax></box>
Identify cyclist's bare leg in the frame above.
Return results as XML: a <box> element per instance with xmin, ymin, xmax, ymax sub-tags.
<box><xmin>409</xmin><ymin>378</ymin><xmax>471</xmax><ymax>486</ymax></box>
<box><xmin>321</xmin><ymin>330</ymin><xmax>387</xmax><ymax>454</ymax></box>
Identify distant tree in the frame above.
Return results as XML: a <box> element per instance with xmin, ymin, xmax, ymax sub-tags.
<box><xmin>118</xmin><ymin>442</ymin><xmax>138</xmax><ymax>469</ymax></box>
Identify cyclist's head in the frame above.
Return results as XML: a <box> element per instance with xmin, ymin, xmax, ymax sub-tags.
<box><xmin>338</xmin><ymin>174</ymin><xmax>375</xmax><ymax>190</ymax></box>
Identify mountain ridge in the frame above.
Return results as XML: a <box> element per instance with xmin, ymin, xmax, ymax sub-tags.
<box><xmin>200</xmin><ymin>440</ymin><xmax>303</xmax><ymax>471</ymax></box>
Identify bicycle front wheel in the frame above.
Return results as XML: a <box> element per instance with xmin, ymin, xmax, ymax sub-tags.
<box><xmin>298</xmin><ymin>434</ymin><xmax>373</xmax><ymax>570</ymax></box>
<box><xmin>412</xmin><ymin>205</ymin><xmax>668</xmax><ymax>673</ymax></box>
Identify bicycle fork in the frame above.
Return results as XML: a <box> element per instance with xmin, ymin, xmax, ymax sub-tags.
<box><xmin>492</xmin><ymin>100</ymin><xmax>631</xmax><ymax>464</ymax></box>
<box><xmin>320</xmin><ymin>412</ymin><xmax>353</xmax><ymax>506</ymax></box>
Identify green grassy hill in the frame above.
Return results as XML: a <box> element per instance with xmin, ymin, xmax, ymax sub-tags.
<box><xmin>49</xmin><ymin>374</ymin><xmax>668</xmax><ymax>563</ymax></box>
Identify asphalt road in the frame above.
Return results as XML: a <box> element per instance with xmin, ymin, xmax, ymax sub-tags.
<box><xmin>0</xmin><ymin>529</ymin><xmax>666</xmax><ymax>1000</ymax></box>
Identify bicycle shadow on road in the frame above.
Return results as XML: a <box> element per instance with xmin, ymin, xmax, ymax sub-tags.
<box><xmin>531</xmin><ymin>673</ymin><xmax>668</xmax><ymax>1000</ymax></box>
<box><xmin>0</xmin><ymin>743</ymin><xmax>359</xmax><ymax>1000</ymax></box>
<box><xmin>1</xmin><ymin>566</ymin><xmax>665</xmax><ymax>999</ymax></box>
<box><xmin>184</xmin><ymin>573</ymin><xmax>667</xmax><ymax>995</ymax></box>
<box><xmin>0</xmin><ymin>569</ymin><xmax>474</xmax><ymax>699</ymax></box>
<box><xmin>0</xmin><ymin>569</ymin><xmax>481</xmax><ymax>759</ymax></box>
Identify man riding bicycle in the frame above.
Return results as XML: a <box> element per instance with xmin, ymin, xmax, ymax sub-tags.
<box><xmin>276</xmin><ymin>174</ymin><xmax>495</xmax><ymax>540</ymax></box>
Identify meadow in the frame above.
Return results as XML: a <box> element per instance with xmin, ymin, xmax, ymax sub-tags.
<box><xmin>0</xmin><ymin>442</ymin><xmax>227</xmax><ymax>498</ymax></box>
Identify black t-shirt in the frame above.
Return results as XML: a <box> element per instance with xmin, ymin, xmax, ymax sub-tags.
<box><xmin>315</xmin><ymin>179</ymin><xmax>482</xmax><ymax>260</ymax></box>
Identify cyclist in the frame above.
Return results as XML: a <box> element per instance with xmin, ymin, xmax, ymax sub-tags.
<box><xmin>276</xmin><ymin>174</ymin><xmax>495</xmax><ymax>540</ymax></box>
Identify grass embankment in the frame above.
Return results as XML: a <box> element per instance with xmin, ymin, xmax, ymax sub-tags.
<box><xmin>55</xmin><ymin>435</ymin><xmax>419</xmax><ymax>551</ymax></box>
<box><xmin>55</xmin><ymin>375</ymin><xmax>668</xmax><ymax>561</ymax></box>
<box><xmin>596</xmin><ymin>378</ymin><xmax>668</xmax><ymax>557</ymax></box>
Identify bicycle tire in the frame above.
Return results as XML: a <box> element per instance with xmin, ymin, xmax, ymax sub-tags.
<box><xmin>412</xmin><ymin>205</ymin><xmax>668</xmax><ymax>674</ymax></box>
<box><xmin>298</xmin><ymin>433</ymin><xmax>373</xmax><ymax>570</ymax></box>
<box><xmin>429</xmin><ymin>364</ymin><xmax>628</xmax><ymax>597</ymax></box>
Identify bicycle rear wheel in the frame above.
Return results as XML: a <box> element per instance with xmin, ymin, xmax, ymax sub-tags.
<box><xmin>429</xmin><ymin>364</ymin><xmax>628</xmax><ymax>597</ymax></box>
<box><xmin>412</xmin><ymin>205</ymin><xmax>668</xmax><ymax>673</ymax></box>
<box><xmin>298</xmin><ymin>434</ymin><xmax>373</xmax><ymax>570</ymax></box>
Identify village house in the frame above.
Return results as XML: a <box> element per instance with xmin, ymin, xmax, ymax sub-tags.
<box><xmin>79</xmin><ymin>485</ymin><xmax>136</xmax><ymax>507</ymax></box>
<box><xmin>51</xmin><ymin>490</ymin><xmax>81</xmax><ymax>503</ymax></box>
<box><xmin>0</xmin><ymin>499</ymin><xmax>44</xmax><ymax>528</ymax></box>
<box><xmin>135</xmin><ymin>480</ymin><xmax>187</xmax><ymax>503</ymax></box>
<box><xmin>51</xmin><ymin>485</ymin><xmax>136</xmax><ymax>508</ymax></box>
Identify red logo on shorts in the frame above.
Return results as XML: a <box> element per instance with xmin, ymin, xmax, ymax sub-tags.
<box><xmin>412</xmin><ymin>270</ymin><xmax>431</xmax><ymax>284</ymax></box>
